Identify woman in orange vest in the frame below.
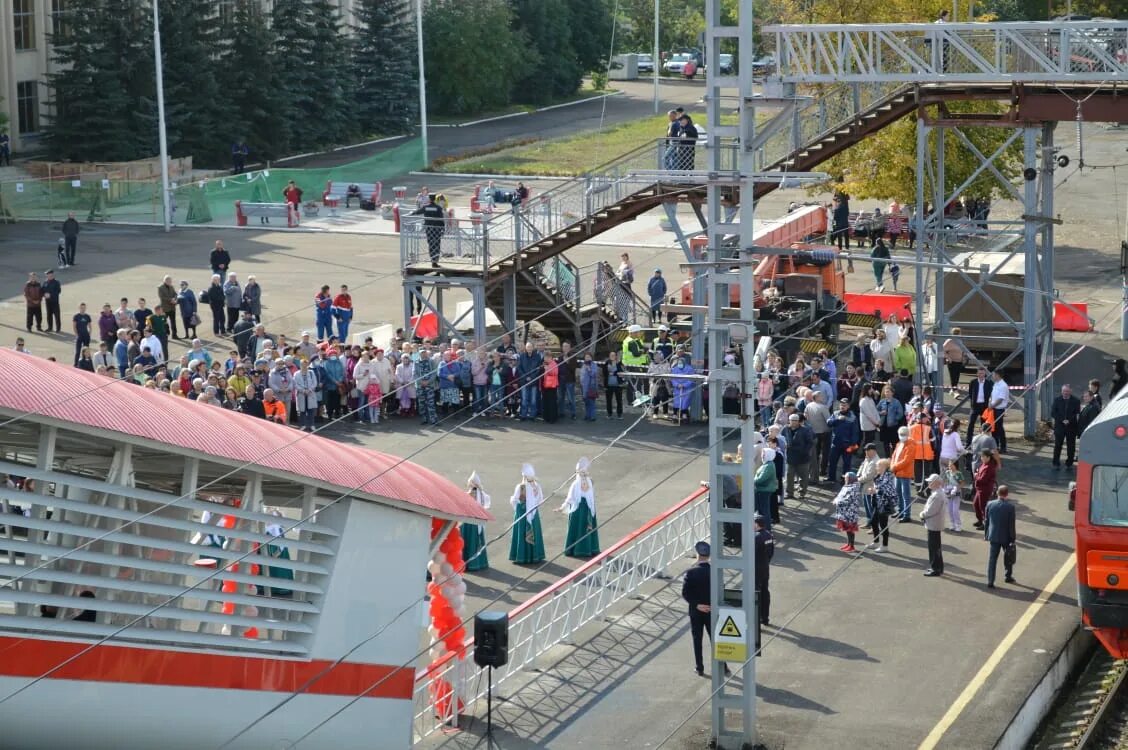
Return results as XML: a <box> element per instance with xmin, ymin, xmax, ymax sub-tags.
<box><xmin>890</xmin><ymin>426</ymin><xmax>915</xmax><ymax>521</ymax></box>
<box><xmin>908</xmin><ymin>409</ymin><xmax>935</xmax><ymax>496</ymax></box>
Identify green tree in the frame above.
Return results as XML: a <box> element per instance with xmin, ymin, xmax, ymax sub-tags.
<box><xmin>565</xmin><ymin>0</ymin><xmax>615</xmax><ymax>75</ymax></box>
<box><xmin>218</xmin><ymin>0</ymin><xmax>285</xmax><ymax>161</ymax></box>
<box><xmin>271</xmin><ymin>0</ymin><xmax>351</xmax><ymax>149</ymax></box>
<box><xmin>45</xmin><ymin>0</ymin><xmax>155</xmax><ymax>161</ymax></box>
<box><xmin>156</xmin><ymin>0</ymin><xmax>234</xmax><ymax>167</ymax></box>
<box><xmin>819</xmin><ymin>102</ymin><xmax>1024</xmax><ymax>203</ymax></box>
<box><xmin>423</xmin><ymin>0</ymin><xmax>527</xmax><ymax>115</ymax></box>
<box><xmin>352</xmin><ymin>0</ymin><xmax>418</xmax><ymax>135</ymax></box>
<box><xmin>511</xmin><ymin>0</ymin><xmax>578</xmax><ymax>104</ymax></box>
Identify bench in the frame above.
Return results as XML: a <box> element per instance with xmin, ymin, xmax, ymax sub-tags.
<box><xmin>235</xmin><ymin>200</ymin><xmax>298</xmax><ymax>228</ymax></box>
<box><xmin>470</xmin><ymin>183</ymin><xmax>533</xmax><ymax>213</ymax></box>
<box><xmin>323</xmin><ymin>181</ymin><xmax>381</xmax><ymax>211</ymax></box>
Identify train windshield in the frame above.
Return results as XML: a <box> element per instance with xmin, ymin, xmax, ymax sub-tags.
<box><xmin>1090</xmin><ymin>466</ymin><xmax>1128</xmax><ymax>527</ymax></box>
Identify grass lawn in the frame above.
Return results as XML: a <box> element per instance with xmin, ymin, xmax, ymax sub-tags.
<box><xmin>435</xmin><ymin>112</ymin><xmax>745</xmax><ymax>176</ymax></box>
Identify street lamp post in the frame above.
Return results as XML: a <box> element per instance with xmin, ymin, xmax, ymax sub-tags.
<box><xmin>152</xmin><ymin>0</ymin><xmax>172</xmax><ymax>233</ymax></box>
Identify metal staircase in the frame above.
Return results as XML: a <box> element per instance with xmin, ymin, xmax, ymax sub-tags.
<box><xmin>400</xmin><ymin>80</ymin><xmax>916</xmax><ymax>346</ymax></box>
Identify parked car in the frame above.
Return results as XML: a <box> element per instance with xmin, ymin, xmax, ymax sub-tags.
<box><xmin>751</xmin><ymin>54</ymin><xmax>775</xmax><ymax>75</ymax></box>
<box><xmin>663</xmin><ymin>53</ymin><xmax>695</xmax><ymax>74</ymax></box>
<box><xmin>637</xmin><ymin>54</ymin><xmax>654</xmax><ymax>73</ymax></box>
<box><xmin>719</xmin><ymin>53</ymin><xmax>735</xmax><ymax>74</ymax></box>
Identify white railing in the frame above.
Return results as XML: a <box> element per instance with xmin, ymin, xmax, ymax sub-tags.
<box><xmin>412</xmin><ymin>487</ymin><xmax>709</xmax><ymax>742</ymax></box>
<box><xmin>0</xmin><ymin>463</ymin><xmax>338</xmax><ymax>655</ymax></box>
<box><xmin>766</xmin><ymin>21</ymin><xmax>1128</xmax><ymax>83</ymax></box>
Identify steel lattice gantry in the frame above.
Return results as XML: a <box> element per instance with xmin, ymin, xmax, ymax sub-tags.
<box><xmin>764</xmin><ymin>21</ymin><xmax>1128</xmax><ymax>84</ymax></box>
<box><xmin>705</xmin><ymin>1</ymin><xmax>759</xmax><ymax>748</ymax></box>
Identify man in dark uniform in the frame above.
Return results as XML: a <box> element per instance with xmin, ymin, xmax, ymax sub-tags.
<box><xmin>682</xmin><ymin>541</ymin><xmax>730</xmax><ymax>677</ymax></box>
<box><xmin>411</xmin><ymin>194</ymin><xmax>447</xmax><ymax>268</ymax></box>
<box><xmin>754</xmin><ymin>514</ymin><xmax>775</xmax><ymax>626</ymax></box>
<box><xmin>1050</xmin><ymin>384</ymin><xmax>1081</xmax><ymax>469</ymax></box>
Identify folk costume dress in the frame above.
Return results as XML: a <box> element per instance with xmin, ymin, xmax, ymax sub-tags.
<box><xmin>461</xmin><ymin>471</ymin><xmax>491</xmax><ymax>572</ymax></box>
<box><xmin>561</xmin><ymin>457</ymin><xmax>600</xmax><ymax>558</ymax></box>
<box><xmin>509</xmin><ymin>464</ymin><xmax>546</xmax><ymax>564</ymax></box>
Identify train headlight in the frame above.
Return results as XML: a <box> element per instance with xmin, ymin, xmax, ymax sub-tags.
<box><xmin>1109</xmin><ymin>574</ymin><xmax>1120</xmax><ymax>586</ymax></box>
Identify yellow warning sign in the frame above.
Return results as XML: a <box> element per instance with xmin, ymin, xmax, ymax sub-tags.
<box><xmin>713</xmin><ymin>607</ymin><xmax>748</xmax><ymax>663</ymax></box>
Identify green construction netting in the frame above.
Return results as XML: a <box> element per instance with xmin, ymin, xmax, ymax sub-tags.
<box><xmin>0</xmin><ymin>137</ymin><xmax>425</xmax><ymax>226</ymax></box>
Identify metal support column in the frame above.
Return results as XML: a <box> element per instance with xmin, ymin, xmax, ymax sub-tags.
<box><xmin>707</xmin><ymin>0</ymin><xmax>757</xmax><ymax>747</ymax></box>
<box><xmin>1038</xmin><ymin>123</ymin><xmax>1057</xmax><ymax>422</ymax></box>
<box><xmin>1022</xmin><ymin>128</ymin><xmax>1040</xmax><ymax>437</ymax></box>
<box><xmin>914</xmin><ymin>119</ymin><xmax>931</xmax><ymax>388</ymax></box>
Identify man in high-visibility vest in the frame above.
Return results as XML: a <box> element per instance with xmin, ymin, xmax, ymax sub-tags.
<box><xmin>622</xmin><ymin>324</ymin><xmax>649</xmax><ymax>404</ymax></box>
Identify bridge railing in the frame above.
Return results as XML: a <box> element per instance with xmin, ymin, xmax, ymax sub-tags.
<box><xmin>411</xmin><ymin>487</ymin><xmax>710</xmax><ymax>743</ymax></box>
<box><xmin>765</xmin><ymin>21</ymin><xmax>1128</xmax><ymax>83</ymax></box>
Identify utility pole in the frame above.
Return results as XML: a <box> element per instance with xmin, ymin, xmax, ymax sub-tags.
<box><xmin>706</xmin><ymin>0</ymin><xmax>757</xmax><ymax>747</ymax></box>
<box><xmin>416</xmin><ymin>0</ymin><xmax>429</xmax><ymax>164</ymax></box>
<box><xmin>152</xmin><ymin>0</ymin><xmax>172</xmax><ymax>233</ymax></box>
<box><xmin>653</xmin><ymin>0</ymin><xmax>660</xmax><ymax>114</ymax></box>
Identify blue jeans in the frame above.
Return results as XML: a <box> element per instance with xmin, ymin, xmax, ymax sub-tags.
<box><xmin>300</xmin><ymin>407</ymin><xmax>315</xmax><ymax>430</ymax></box>
<box><xmin>356</xmin><ymin>393</ymin><xmax>368</xmax><ymax>422</ymax></box>
<box><xmin>584</xmin><ymin>396</ymin><xmax>597</xmax><ymax>420</ymax></box>
<box><xmin>827</xmin><ymin>445</ymin><xmax>851</xmax><ymax>482</ymax></box>
<box><xmin>862</xmin><ymin>493</ymin><xmax>874</xmax><ymax>522</ymax></box>
<box><xmin>316</xmin><ymin>317</ymin><xmax>333</xmax><ymax>341</ymax></box>
<box><xmin>488</xmin><ymin>384</ymin><xmax>505</xmax><ymax>414</ymax></box>
<box><xmin>896</xmin><ymin>477</ymin><xmax>912</xmax><ymax>519</ymax></box>
<box><xmin>520</xmin><ymin>383</ymin><xmax>540</xmax><ymax>419</ymax></box>
<box><xmin>474</xmin><ymin>384</ymin><xmax>488</xmax><ymax>412</ymax></box>
<box><xmin>558</xmin><ymin>384</ymin><xmax>576</xmax><ymax>419</ymax></box>
<box><xmin>336</xmin><ymin>311</ymin><xmax>352</xmax><ymax>342</ymax></box>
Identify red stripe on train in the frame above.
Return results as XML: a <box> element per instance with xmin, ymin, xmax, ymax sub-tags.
<box><xmin>0</xmin><ymin>636</ymin><xmax>413</xmax><ymax>699</ymax></box>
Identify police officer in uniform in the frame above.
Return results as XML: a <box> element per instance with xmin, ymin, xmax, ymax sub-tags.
<box><xmin>411</xmin><ymin>194</ymin><xmax>447</xmax><ymax>267</ymax></box>
<box><xmin>754</xmin><ymin>513</ymin><xmax>775</xmax><ymax>626</ymax></box>
<box><xmin>682</xmin><ymin>541</ymin><xmax>713</xmax><ymax>676</ymax></box>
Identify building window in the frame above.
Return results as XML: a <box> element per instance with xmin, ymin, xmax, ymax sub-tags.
<box><xmin>51</xmin><ymin>0</ymin><xmax>72</xmax><ymax>41</ymax></box>
<box><xmin>17</xmin><ymin>81</ymin><xmax>39</xmax><ymax>135</ymax></box>
<box><xmin>13</xmin><ymin>0</ymin><xmax>36</xmax><ymax>51</ymax></box>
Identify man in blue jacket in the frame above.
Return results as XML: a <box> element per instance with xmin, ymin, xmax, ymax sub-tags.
<box><xmin>516</xmin><ymin>341</ymin><xmax>544</xmax><ymax>421</ymax></box>
<box><xmin>647</xmin><ymin>268</ymin><xmax>667</xmax><ymax>324</ymax></box>
<box><xmin>984</xmin><ymin>484</ymin><xmax>1017</xmax><ymax>588</ymax></box>
<box><xmin>827</xmin><ymin>398</ymin><xmax>861</xmax><ymax>483</ymax></box>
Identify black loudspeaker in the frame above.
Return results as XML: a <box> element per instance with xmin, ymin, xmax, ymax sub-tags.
<box><xmin>474</xmin><ymin>611</ymin><xmax>509</xmax><ymax>668</ymax></box>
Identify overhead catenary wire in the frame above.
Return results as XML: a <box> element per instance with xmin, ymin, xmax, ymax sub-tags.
<box><xmin>651</xmin><ymin>294</ymin><xmax>1128</xmax><ymax>750</ymax></box>
<box><xmin>0</xmin><ymin>282</ymin><xmax>628</xmax><ymax>596</ymax></box>
<box><xmin>248</xmin><ymin>402</ymin><xmax>731</xmax><ymax>750</ymax></box>
<box><xmin>0</xmin><ymin>310</ymin><xmax>655</xmax><ymax>708</ymax></box>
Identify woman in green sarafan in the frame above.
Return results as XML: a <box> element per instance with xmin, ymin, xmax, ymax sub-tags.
<box><xmin>509</xmin><ymin>463</ymin><xmax>546</xmax><ymax>564</ymax></box>
<box><xmin>559</xmin><ymin>456</ymin><xmax>600</xmax><ymax>558</ymax></box>
<box><xmin>461</xmin><ymin>471</ymin><xmax>490</xmax><ymax>572</ymax></box>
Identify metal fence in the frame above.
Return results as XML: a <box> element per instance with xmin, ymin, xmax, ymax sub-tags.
<box><xmin>412</xmin><ymin>487</ymin><xmax>710</xmax><ymax>742</ymax></box>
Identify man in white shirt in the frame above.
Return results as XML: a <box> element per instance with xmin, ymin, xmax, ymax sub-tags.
<box><xmin>989</xmin><ymin>370</ymin><xmax>1010</xmax><ymax>452</ymax></box>
<box><xmin>142</xmin><ymin>327</ymin><xmax>165</xmax><ymax>365</ymax></box>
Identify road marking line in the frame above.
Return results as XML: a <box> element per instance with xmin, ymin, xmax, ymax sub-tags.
<box><xmin>917</xmin><ymin>555</ymin><xmax>1077</xmax><ymax>750</ymax></box>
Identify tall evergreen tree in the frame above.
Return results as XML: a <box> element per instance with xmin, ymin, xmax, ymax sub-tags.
<box><xmin>45</xmin><ymin>0</ymin><xmax>155</xmax><ymax>162</ymax></box>
<box><xmin>511</xmin><ymin>0</ymin><xmax>578</xmax><ymax>104</ymax></box>
<box><xmin>272</xmin><ymin>0</ymin><xmax>351</xmax><ymax>150</ymax></box>
<box><xmin>352</xmin><ymin>0</ymin><xmax>418</xmax><ymax>135</ymax></box>
<box><xmin>153</xmin><ymin>0</ymin><xmax>234</xmax><ymax>167</ymax></box>
<box><xmin>306</xmin><ymin>0</ymin><xmax>352</xmax><ymax>145</ymax></box>
<box><xmin>218</xmin><ymin>0</ymin><xmax>285</xmax><ymax>161</ymax></box>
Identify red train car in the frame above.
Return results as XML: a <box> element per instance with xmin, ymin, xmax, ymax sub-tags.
<box><xmin>1075</xmin><ymin>385</ymin><xmax>1128</xmax><ymax>658</ymax></box>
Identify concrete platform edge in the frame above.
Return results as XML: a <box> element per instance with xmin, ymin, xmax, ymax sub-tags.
<box><xmin>994</xmin><ymin>625</ymin><xmax>1095</xmax><ymax>750</ymax></box>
